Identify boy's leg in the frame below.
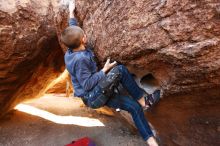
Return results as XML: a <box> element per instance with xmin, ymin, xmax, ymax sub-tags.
<box><xmin>116</xmin><ymin>65</ymin><xmax>146</xmax><ymax>101</ymax></box>
<box><xmin>105</xmin><ymin>94</ymin><xmax>154</xmax><ymax>141</ymax></box>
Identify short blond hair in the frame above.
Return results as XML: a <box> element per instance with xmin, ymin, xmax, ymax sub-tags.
<box><xmin>61</xmin><ymin>26</ymin><xmax>84</xmax><ymax>49</ymax></box>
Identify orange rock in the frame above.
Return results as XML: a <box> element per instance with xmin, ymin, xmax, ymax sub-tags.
<box><xmin>0</xmin><ymin>0</ymin><xmax>64</xmax><ymax>117</ymax></box>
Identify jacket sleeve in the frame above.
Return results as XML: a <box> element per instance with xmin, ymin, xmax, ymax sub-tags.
<box><xmin>69</xmin><ymin>18</ymin><xmax>78</xmax><ymax>26</ymax></box>
<box><xmin>75</xmin><ymin>57</ymin><xmax>105</xmax><ymax>92</ymax></box>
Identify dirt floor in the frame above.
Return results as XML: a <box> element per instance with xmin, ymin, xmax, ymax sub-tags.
<box><xmin>0</xmin><ymin>91</ymin><xmax>219</xmax><ymax>146</ymax></box>
<box><xmin>0</xmin><ymin>94</ymin><xmax>147</xmax><ymax>146</ymax></box>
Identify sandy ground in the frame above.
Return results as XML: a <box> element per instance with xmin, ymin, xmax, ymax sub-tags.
<box><xmin>0</xmin><ymin>94</ymin><xmax>147</xmax><ymax>146</ymax></box>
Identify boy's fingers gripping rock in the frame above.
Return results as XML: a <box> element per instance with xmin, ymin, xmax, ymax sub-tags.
<box><xmin>111</xmin><ymin>61</ymin><xmax>117</xmax><ymax>67</ymax></box>
<box><xmin>69</xmin><ymin>0</ymin><xmax>75</xmax><ymax>10</ymax></box>
<box><xmin>105</xmin><ymin>59</ymin><xmax>110</xmax><ymax>66</ymax></box>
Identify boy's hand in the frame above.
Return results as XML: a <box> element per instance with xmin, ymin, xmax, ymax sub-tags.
<box><xmin>69</xmin><ymin>0</ymin><xmax>76</xmax><ymax>18</ymax></box>
<box><xmin>102</xmin><ymin>59</ymin><xmax>117</xmax><ymax>74</ymax></box>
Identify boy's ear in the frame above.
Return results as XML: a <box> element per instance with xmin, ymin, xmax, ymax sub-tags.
<box><xmin>82</xmin><ymin>35</ymin><xmax>87</xmax><ymax>44</ymax></box>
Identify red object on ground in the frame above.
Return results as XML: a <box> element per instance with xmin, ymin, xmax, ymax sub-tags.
<box><xmin>65</xmin><ymin>137</ymin><xmax>96</xmax><ymax>146</ymax></box>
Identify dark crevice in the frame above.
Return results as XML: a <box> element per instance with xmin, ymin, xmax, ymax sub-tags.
<box><xmin>139</xmin><ymin>73</ymin><xmax>160</xmax><ymax>94</ymax></box>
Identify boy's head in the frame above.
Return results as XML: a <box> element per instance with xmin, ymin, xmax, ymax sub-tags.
<box><xmin>61</xmin><ymin>26</ymin><xmax>86</xmax><ymax>49</ymax></box>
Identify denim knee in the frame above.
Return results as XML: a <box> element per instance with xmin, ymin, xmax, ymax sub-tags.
<box><xmin>117</xmin><ymin>64</ymin><xmax>128</xmax><ymax>74</ymax></box>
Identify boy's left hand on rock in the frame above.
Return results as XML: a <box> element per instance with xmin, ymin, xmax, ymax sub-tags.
<box><xmin>69</xmin><ymin>0</ymin><xmax>76</xmax><ymax>18</ymax></box>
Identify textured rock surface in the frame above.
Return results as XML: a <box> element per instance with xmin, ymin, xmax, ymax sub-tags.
<box><xmin>0</xmin><ymin>0</ymin><xmax>65</xmax><ymax>116</ymax></box>
<box><xmin>55</xmin><ymin>1</ymin><xmax>220</xmax><ymax>145</ymax></box>
<box><xmin>147</xmin><ymin>89</ymin><xmax>220</xmax><ymax>146</ymax></box>
<box><xmin>58</xmin><ymin>0</ymin><xmax>220</xmax><ymax>95</ymax></box>
<box><xmin>46</xmin><ymin>69</ymin><xmax>73</xmax><ymax>95</ymax></box>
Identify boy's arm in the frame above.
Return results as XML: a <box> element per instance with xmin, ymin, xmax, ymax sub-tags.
<box><xmin>69</xmin><ymin>0</ymin><xmax>77</xmax><ymax>26</ymax></box>
<box><xmin>75</xmin><ymin>57</ymin><xmax>106</xmax><ymax>92</ymax></box>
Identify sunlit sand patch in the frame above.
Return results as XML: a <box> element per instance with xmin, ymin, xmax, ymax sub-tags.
<box><xmin>15</xmin><ymin>104</ymin><xmax>105</xmax><ymax>127</ymax></box>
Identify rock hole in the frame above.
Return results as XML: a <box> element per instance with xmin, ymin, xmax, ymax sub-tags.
<box><xmin>140</xmin><ymin>73</ymin><xmax>160</xmax><ymax>94</ymax></box>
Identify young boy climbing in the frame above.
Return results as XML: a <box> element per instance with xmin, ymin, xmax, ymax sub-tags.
<box><xmin>61</xmin><ymin>1</ymin><xmax>160</xmax><ymax>146</ymax></box>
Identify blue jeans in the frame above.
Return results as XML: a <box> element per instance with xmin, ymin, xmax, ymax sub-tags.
<box><xmin>105</xmin><ymin>65</ymin><xmax>153</xmax><ymax>141</ymax></box>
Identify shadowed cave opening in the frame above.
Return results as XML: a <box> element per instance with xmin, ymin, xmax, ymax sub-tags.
<box><xmin>140</xmin><ymin>74</ymin><xmax>159</xmax><ymax>87</ymax></box>
<box><xmin>131</xmin><ymin>73</ymin><xmax>160</xmax><ymax>94</ymax></box>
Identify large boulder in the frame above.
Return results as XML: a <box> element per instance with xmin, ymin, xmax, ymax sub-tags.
<box><xmin>55</xmin><ymin>0</ymin><xmax>220</xmax><ymax>145</ymax></box>
<box><xmin>62</xmin><ymin>0</ymin><xmax>220</xmax><ymax>95</ymax></box>
<box><xmin>0</xmin><ymin>0</ymin><xmax>65</xmax><ymax>117</ymax></box>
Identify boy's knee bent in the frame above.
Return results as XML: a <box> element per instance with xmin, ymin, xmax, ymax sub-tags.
<box><xmin>116</xmin><ymin>64</ymin><xmax>128</xmax><ymax>74</ymax></box>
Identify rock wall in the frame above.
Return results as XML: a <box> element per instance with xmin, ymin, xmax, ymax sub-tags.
<box><xmin>147</xmin><ymin>88</ymin><xmax>220</xmax><ymax>146</ymax></box>
<box><xmin>46</xmin><ymin>69</ymin><xmax>73</xmax><ymax>95</ymax></box>
<box><xmin>63</xmin><ymin>0</ymin><xmax>220</xmax><ymax>95</ymax></box>
<box><xmin>54</xmin><ymin>1</ymin><xmax>220</xmax><ymax>145</ymax></box>
<box><xmin>0</xmin><ymin>0</ymin><xmax>65</xmax><ymax>117</ymax></box>
<box><xmin>1</xmin><ymin>0</ymin><xmax>218</xmax><ymax>113</ymax></box>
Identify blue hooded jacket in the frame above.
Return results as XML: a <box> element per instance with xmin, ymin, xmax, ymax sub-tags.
<box><xmin>64</xmin><ymin>18</ymin><xmax>105</xmax><ymax>97</ymax></box>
